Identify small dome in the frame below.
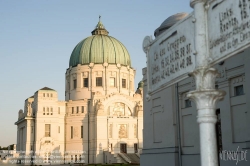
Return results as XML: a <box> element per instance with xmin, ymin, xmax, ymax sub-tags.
<box><xmin>154</xmin><ymin>13</ymin><xmax>188</xmax><ymax>37</ymax></box>
<box><xmin>137</xmin><ymin>81</ymin><xmax>144</xmax><ymax>89</ymax></box>
<box><xmin>135</xmin><ymin>80</ymin><xmax>144</xmax><ymax>95</ymax></box>
<box><xmin>69</xmin><ymin>17</ymin><xmax>131</xmax><ymax>67</ymax></box>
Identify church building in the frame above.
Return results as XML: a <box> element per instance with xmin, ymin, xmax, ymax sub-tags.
<box><xmin>15</xmin><ymin>18</ymin><xmax>143</xmax><ymax>165</ymax></box>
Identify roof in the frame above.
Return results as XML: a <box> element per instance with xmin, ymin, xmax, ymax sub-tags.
<box><xmin>154</xmin><ymin>13</ymin><xmax>188</xmax><ymax>37</ymax></box>
<box><xmin>34</xmin><ymin>87</ymin><xmax>56</xmax><ymax>94</ymax></box>
<box><xmin>69</xmin><ymin>17</ymin><xmax>131</xmax><ymax>67</ymax></box>
<box><xmin>39</xmin><ymin>87</ymin><xmax>55</xmax><ymax>91</ymax></box>
<box><xmin>25</xmin><ymin>95</ymin><xmax>34</xmax><ymax>101</ymax></box>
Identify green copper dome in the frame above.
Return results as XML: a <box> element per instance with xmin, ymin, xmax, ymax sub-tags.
<box><xmin>137</xmin><ymin>81</ymin><xmax>144</xmax><ymax>89</ymax></box>
<box><xmin>69</xmin><ymin>18</ymin><xmax>131</xmax><ymax>67</ymax></box>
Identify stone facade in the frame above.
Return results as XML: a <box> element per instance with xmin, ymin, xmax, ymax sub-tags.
<box><xmin>15</xmin><ymin>20</ymin><xmax>143</xmax><ymax>165</ymax></box>
<box><xmin>141</xmin><ymin>48</ymin><xmax>250</xmax><ymax>166</ymax></box>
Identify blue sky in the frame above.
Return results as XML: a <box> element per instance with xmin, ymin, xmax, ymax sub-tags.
<box><xmin>0</xmin><ymin>0</ymin><xmax>192</xmax><ymax>147</ymax></box>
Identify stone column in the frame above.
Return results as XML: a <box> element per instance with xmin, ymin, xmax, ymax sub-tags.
<box><xmin>189</xmin><ymin>1</ymin><xmax>226</xmax><ymax>166</ymax></box>
<box><xmin>187</xmin><ymin>68</ymin><xmax>225</xmax><ymax>166</ymax></box>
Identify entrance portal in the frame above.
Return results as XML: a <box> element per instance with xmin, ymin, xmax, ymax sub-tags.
<box><xmin>120</xmin><ymin>143</ymin><xmax>127</xmax><ymax>153</ymax></box>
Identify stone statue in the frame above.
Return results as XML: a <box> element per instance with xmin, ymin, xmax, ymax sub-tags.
<box><xmin>96</xmin><ymin>100</ymin><xmax>106</xmax><ymax>116</ymax></box>
<box><xmin>27</xmin><ymin>102</ymin><xmax>32</xmax><ymax>116</ymax></box>
<box><xmin>96</xmin><ymin>100</ymin><xmax>104</xmax><ymax>111</ymax></box>
<box><xmin>18</xmin><ymin>109</ymin><xmax>23</xmax><ymax>119</ymax></box>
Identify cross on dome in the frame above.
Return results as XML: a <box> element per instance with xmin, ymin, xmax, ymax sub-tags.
<box><xmin>91</xmin><ymin>16</ymin><xmax>109</xmax><ymax>35</ymax></box>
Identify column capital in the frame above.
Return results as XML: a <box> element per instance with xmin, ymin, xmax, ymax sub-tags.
<box><xmin>187</xmin><ymin>89</ymin><xmax>225</xmax><ymax>110</ymax></box>
<box><xmin>189</xmin><ymin>67</ymin><xmax>219</xmax><ymax>90</ymax></box>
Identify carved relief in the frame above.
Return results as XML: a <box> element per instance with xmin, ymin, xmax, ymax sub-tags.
<box><xmin>114</xmin><ymin>103</ymin><xmax>125</xmax><ymax>116</ymax></box>
<box><xmin>109</xmin><ymin>102</ymin><xmax>131</xmax><ymax>116</ymax></box>
<box><xmin>118</xmin><ymin>124</ymin><xmax>127</xmax><ymax>138</ymax></box>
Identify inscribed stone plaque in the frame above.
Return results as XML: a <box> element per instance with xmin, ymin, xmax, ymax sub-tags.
<box><xmin>208</xmin><ymin>0</ymin><xmax>250</xmax><ymax>64</ymax></box>
<box><xmin>144</xmin><ymin>13</ymin><xmax>195</xmax><ymax>93</ymax></box>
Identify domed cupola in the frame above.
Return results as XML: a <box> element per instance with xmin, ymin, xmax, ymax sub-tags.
<box><xmin>69</xmin><ymin>16</ymin><xmax>131</xmax><ymax>67</ymax></box>
<box><xmin>154</xmin><ymin>13</ymin><xmax>188</xmax><ymax>37</ymax></box>
<box><xmin>91</xmin><ymin>17</ymin><xmax>109</xmax><ymax>35</ymax></box>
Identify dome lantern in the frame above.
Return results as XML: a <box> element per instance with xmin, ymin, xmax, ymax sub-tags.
<box><xmin>91</xmin><ymin>16</ymin><xmax>109</xmax><ymax>35</ymax></box>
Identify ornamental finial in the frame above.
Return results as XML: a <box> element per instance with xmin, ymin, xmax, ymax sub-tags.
<box><xmin>91</xmin><ymin>15</ymin><xmax>109</xmax><ymax>35</ymax></box>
